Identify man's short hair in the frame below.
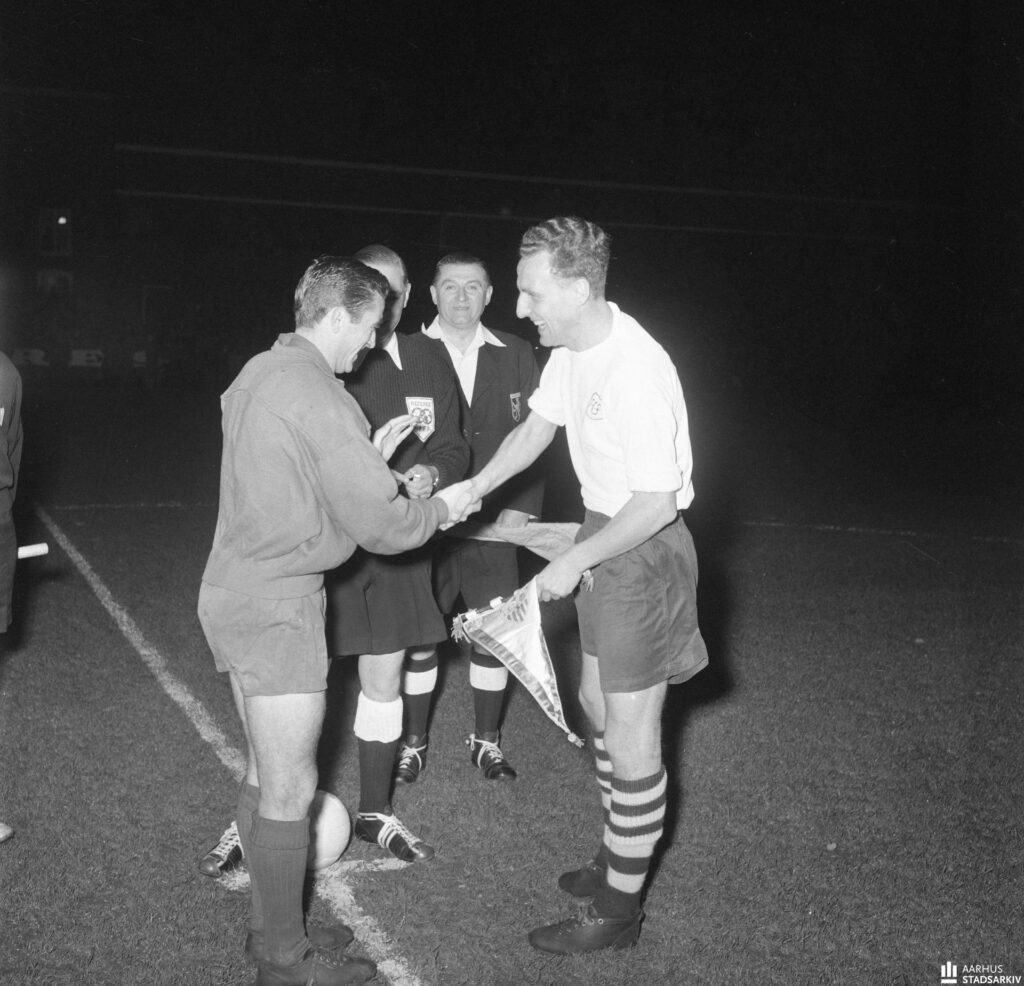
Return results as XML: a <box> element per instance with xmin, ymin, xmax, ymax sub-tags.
<box><xmin>519</xmin><ymin>216</ymin><xmax>611</xmax><ymax>297</ymax></box>
<box><xmin>354</xmin><ymin>244</ymin><xmax>408</xmax><ymax>285</ymax></box>
<box><xmin>294</xmin><ymin>255</ymin><xmax>389</xmax><ymax>329</ymax></box>
<box><xmin>432</xmin><ymin>251</ymin><xmax>491</xmax><ymax>286</ymax></box>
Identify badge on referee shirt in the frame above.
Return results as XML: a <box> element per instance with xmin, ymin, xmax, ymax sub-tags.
<box><xmin>406</xmin><ymin>396</ymin><xmax>435</xmax><ymax>441</ymax></box>
<box><xmin>510</xmin><ymin>392</ymin><xmax>522</xmax><ymax>422</ymax></box>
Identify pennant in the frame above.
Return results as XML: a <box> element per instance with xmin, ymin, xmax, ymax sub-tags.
<box><xmin>453</xmin><ymin>579</ymin><xmax>584</xmax><ymax>747</ymax></box>
<box><xmin>451</xmin><ymin>520</ymin><xmax>581</xmax><ymax>561</ymax></box>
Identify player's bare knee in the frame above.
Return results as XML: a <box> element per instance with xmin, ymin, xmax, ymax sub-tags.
<box><xmin>603</xmin><ymin>717</ymin><xmax>661</xmax><ymax>775</ymax></box>
<box><xmin>577</xmin><ymin>692</ymin><xmax>603</xmax><ymax>729</ymax></box>
<box><xmin>358</xmin><ymin>651</ymin><xmax>405</xmax><ymax>702</ymax></box>
<box><xmin>257</xmin><ymin>768</ymin><xmax>318</xmax><ymax>820</ymax></box>
<box><xmin>578</xmin><ymin>676</ymin><xmax>604</xmax><ymax>719</ymax></box>
<box><xmin>605</xmin><ymin>742</ymin><xmax>661</xmax><ymax>780</ymax></box>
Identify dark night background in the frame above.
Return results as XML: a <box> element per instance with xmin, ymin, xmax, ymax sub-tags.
<box><xmin>5</xmin><ymin>2</ymin><xmax>1013</xmax><ymax>194</ymax></box>
<box><xmin>1</xmin><ymin>1</ymin><xmax>1021</xmax><ymax>511</ymax></box>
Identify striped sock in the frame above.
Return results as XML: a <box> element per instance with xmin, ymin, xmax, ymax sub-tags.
<box><xmin>596</xmin><ymin>767</ymin><xmax>667</xmax><ymax>918</ymax></box>
<box><xmin>592</xmin><ymin>733</ymin><xmax>612</xmax><ymax>869</ymax></box>
<box><xmin>402</xmin><ymin>652</ymin><xmax>438</xmax><ymax>741</ymax></box>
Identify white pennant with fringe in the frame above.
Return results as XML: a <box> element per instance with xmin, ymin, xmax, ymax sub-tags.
<box><xmin>452</xmin><ymin>578</ymin><xmax>584</xmax><ymax>747</ymax></box>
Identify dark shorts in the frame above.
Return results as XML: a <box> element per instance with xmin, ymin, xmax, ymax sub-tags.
<box><xmin>198</xmin><ymin>582</ymin><xmax>329</xmax><ymax>697</ymax></box>
<box><xmin>325</xmin><ymin>547</ymin><xmax>446</xmax><ymax>656</ymax></box>
<box><xmin>575</xmin><ymin>510</ymin><xmax>708</xmax><ymax>693</ymax></box>
<box><xmin>432</xmin><ymin>538</ymin><xmax>520</xmax><ymax>614</ymax></box>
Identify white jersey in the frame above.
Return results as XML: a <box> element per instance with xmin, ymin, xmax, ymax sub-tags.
<box><xmin>527</xmin><ymin>303</ymin><xmax>695</xmax><ymax>517</ymax></box>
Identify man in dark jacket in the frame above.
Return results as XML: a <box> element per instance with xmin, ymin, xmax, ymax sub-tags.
<box><xmin>396</xmin><ymin>252</ymin><xmax>543</xmax><ymax>784</ymax></box>
<box><xmin>328</xmin><ymin>245</ymin><xmax>469</xmax><ymax>862</ymax></box>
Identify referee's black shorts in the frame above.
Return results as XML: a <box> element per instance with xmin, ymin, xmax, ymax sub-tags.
<box><xmin>325</xmin><ymin>546</ymin><xmax>446</xmax><ymax>657</ymax></box>
<box><xmin>432</xmin><ymin>537</ymin><xmax>520</xmax><ymax>614</ymax></box>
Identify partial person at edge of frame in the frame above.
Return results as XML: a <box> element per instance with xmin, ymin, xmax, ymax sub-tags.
<box><xmin>0</xmin><ymin>349</ymin><xmax>23</xmax><ymax>847</ymax></box>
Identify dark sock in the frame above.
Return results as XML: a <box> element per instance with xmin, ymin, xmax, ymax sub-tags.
<box><xmin>470</xmin><ymin>650</ymin><xmax>506</xmax><ymax>735</ymax></box>
<box><xmin>358</xmin><ymin>738</ymin><xmax>399</xmax><ymax>815</ymax></box>
<box><xmin>402</xmin><ymin>652</ymin><xmax>438</xmax><ymax>740</ymax></box>
<box><xmin>249</xmin><ymin>815</ymin><xmax>310</xmax><ymax>966</ymax></box>
<box><xmin>594</xmin><ymin>883</ymin><xmax>642</xmax><ymax>919</ymax></box>
<box><xmin>236</xmin><ymin>782</ymin><xmax>262</xmax><ymax>933</ymax></box>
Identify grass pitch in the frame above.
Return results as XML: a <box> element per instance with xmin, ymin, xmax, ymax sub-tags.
<box><xmin>0</xmin><ymin>381</ymin><xmax>1020</xmax><ymax>986</ymax></box>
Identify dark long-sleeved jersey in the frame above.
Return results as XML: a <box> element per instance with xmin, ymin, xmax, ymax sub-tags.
<box><xmin>344</xmin><ymin>332</ymin><xmax>469</xmax><ymax>488</ymax></box>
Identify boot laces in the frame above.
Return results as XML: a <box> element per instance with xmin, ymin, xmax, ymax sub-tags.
<box><xmin>469</xmin><ymin>733</ymin><xmax>507</xmax><ymax>768</ymax></box>
<box><xmin>210</xmin><ymin>821</ymin><xmax>241</xmax><ymax>859</ymax></box>
<box><xmin>397</xmin><ymin>744</ymin><xmax>425</xmax><ymax>772</ymax></box>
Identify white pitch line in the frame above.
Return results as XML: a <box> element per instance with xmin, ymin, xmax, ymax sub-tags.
<box><xmin>222</xmin><ymin>857</ymin><xmax>409</xmax><ymax>892</ymax></box>
<box><xmin>34</xmin><ymin>505</ymin><xmax>424</xmax><ymax>986</ymax></box>
<box><xmin>35</xmin><ymin>505</ymin><xmax>246</xmax><ymax>781</ymax></box>
<box><xmin>335</xmin><ymin>858</ymin><xmax>410</xmax><ymax>875</ymax></box>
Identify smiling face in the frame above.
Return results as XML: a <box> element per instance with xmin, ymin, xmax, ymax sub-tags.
<box><xmin>515</xmin><ymin>250</ymin><xmax>583</xmax><ymax>349</ymax></box>
<box><xmin>430</xmin><ymin>263</ymin><xmax>493</xmax><ymax>333</ymax></box>
<box><xmin>336</xmin><ymin>296</ymin><xmax>384</xmax><ymax>373</ymax></box>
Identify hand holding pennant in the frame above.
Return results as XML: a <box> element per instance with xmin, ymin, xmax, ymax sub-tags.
<box><xmin>452</xmin><ymin>579</ymin><xmax>584</xmax><ymax>747</ymax></box>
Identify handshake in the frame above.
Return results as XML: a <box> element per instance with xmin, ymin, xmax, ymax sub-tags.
<box><xmin>434</xmin><ymin>478</ymin><xmax>485</xmax><ymax>529</ymax></box>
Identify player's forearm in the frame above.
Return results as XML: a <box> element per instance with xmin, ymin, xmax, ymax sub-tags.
<box><xmin>350</xmin><ymin>491</ymin><xmax>448</xmax><ymax>554</ymax></box>
<box><xmin>473</xmin><ymin>411</ymin><xmax>556</xmax><ymax>499</ymax></box>
<box><xmin>323</xmin><ymin>440</ymin><xmax>447</xmax><ymax>553</ymax></box>
<box><xmin>565</xmin><ymin>491</ymin><xmax>677</xmax><ymax>572</ymax></box>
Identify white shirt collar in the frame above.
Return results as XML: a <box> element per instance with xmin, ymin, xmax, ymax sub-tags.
<box><xmin>381</xmin><ymin>331</ymin><xmax>402</xmax><ymax>370</ymax></box>
<box><xmin>422</xmin><ymin>317</ymin><xmax>505</xmax><ymax>349</ymax></box>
